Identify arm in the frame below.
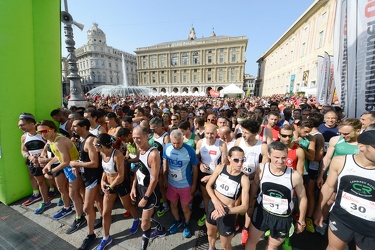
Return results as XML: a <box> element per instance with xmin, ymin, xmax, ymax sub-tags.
<box><xmin>314</xmin><ymin>135</ymin><xmax>325</xmax><ymax>161</ymax></box>
<box><xmin>50</xmin><ymin>138</ymin><xmax>73</xmax><ymax>173</ymax></box>
<box><xmin>220</xmin><ymin>142</ymin><xmax>228</xmax><ymax>165</ymax></box>
<box><xmin>317</xmin><ymin>136</ymin><xmax>339</xmax><ymax>187</ymax></box>
<box><xmin>260</xmin><ymin>144</ymin><xmax>269</xmax><ymax>163</ymax></box>
<box><xmin>314</xmin><ymin>156</ymin><xmax>343</xmax><ymax>227</ymax></box>
<box><xmin>98</xmin><ymin>125</ymin><xmax>106</xmax><ymax>135</ymax></box>
<box><xmin>228</xmin><ymin>176</ymin><xmax>250</xmax><ymax>215</ymax></box>
<box><xmin>164</xmin><ymin>134</ymin><xmax>171</xmax><ymax>144</ymax></box>
<box><xmin>247</xmin><ymin>164</ymin><xmax>263</xmax><ymax>217</ymax></box>
<box><xmin>163</xmin><ymin>158</ymin><xmax>168</xmax><ymax>187</ymax></box>
<box><xmin>191</xmin><ymin>164</ymin><xmax>198</xmax><ymax>194</ymax></box>
<box><xmin>303</xmin><ymin>136</ymin><xmax>316</xmax><ymax>161</ymax></box>
<box><xmin>293</xmin><ymin>170</ymin><xmax>308</xmax><ymax>233</ymax></box>
<box><xmin>296</xmin><ymin>148</ymin><xmax>305</xmax><ymax>177</ymax></box>
<box><xmin>206</xmin><ymin>164</ymin><xmax>226</xmax><ymax>216</ymax></box>
<box><xmin>70</xmin><ymin>137</ymin><xmax>99</xmax><ymax>169</ymax></box>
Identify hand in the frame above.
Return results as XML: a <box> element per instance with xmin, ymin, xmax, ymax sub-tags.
<box><xmin>316</xmin><ymin>175</ymin><xmax>324</xmax><ymax>189</ymax></box>
<box><xmin>138</xmin><ymin>197</ymin><xmax>147</xmax><ymax>208</ymax></box>
<box><xmin>69</xmin><ymin>160</ymin><xmax>80</xmax><ymax>168</ymax></box>
<box><xmin>130</xmin><ymin>187</ymin><xmax>137</xmax><ymax>201</ymax></box>
<box><xmin>295</xmin><ymin>221</ymin><xmax>306</xmax><ymax>234</ymax></box>
<box><xmin>211</xmin><ymin>209</ymin><xmax>222</xmax><ymax>220</ymax></box>
<box><xmin>212</xmin><ymin>199</ymin><xmax>226</xmax><ymax>217</ymax></box>
<box><xmin>200</xmin><ymin>163</ymin><xmax>210</xmax><ymax>173</ymax></box>
<box><xmin>200</xmin><ymin>175</ymin><xmax>210</xmax><ymax>183</ymax></box>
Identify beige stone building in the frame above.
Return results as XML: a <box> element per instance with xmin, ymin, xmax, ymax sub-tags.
<box><xmin>135</xmin><ymin>27</ymin><xmax>248</xmax><ymax>95</ymax></box>
<box><xmin>256</xmin><ymin>0</ymin><xmax>336</xmax><ymax>97</ymax></box>
<box><xmin>75</xmin><ymin>23</ymin><xmax>138</xmax><ymax>92</ymax></box>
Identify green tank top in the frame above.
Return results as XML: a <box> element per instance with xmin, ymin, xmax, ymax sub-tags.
<box><xmin>333</xmin><ymin>136</ymin><xmax>359</xmax><ymax>157</ymax></box>
<box><xmin>184</xmin><ymin>133</ymin><xmax>197</xmax><ymax>149</ymax></box>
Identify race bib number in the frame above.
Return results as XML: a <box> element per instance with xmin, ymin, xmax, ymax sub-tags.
<box><xmin>136</xmin><ymin>170</ymin><xmax>146</xmax><ymax>186</ymax></box>
<box><xmin>169</xmin><ymin>168</ymin><xmax>183</xmax><ymax>181</ymax></box>
<box><xmin>262</xmin><ymin>194</ymin><xmax>289</xmax><ymax>215</ymax></box>
<box><xmin>215</xmin><ymin>174</ymin><xmax>238</xmax><ymax>198</ymax></box>
<box><xmin>340</xmin><ymin>191</ymin><xmax>375</xmax><ymax>221</ymax></box>
<box><xmin>242</xmin><ymin>162</ymin><xmax>256</xmax><ymax>176</ymax></box>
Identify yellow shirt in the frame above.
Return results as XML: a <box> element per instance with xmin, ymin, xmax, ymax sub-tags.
<box><xmin>50</xmin><ymin>135</ymin><xmax>79</xmax><ymax>162</ymax></box>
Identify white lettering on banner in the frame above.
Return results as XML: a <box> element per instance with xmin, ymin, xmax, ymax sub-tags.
<box><xmin>136</xmin><ymin>170</ymin><xmax>145</xmax><ymax>186</ymax></box>
<box><xmin>215</xmin><ymin>174</ymin><xmax>237</xmax><ymax>198</ymax></box>
<box><xmin>262</xmin><ymin>194</ymin><xmax>288</xmax><ymax>215</ymax></box>
<box><xmin>169</xmin><ymin>168</ymin><xmax>183</xmax><ymax>181</ymax></box>
<box><xmin>340</xmin><ymin>191</ymin><xmax>375</xmax><ymax>221</ymax></box>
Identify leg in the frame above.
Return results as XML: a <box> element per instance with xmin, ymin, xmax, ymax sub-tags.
<box><xmin>267</xmin><ymin>236</ymin><xmax>285</xmax><ymax>250</ymax></box>
<box><xmin>119</xmin><ymin>194</ymin><xmax>138</xmax><ymax>219</ymax></box>
<box><xmin>206</xmin><ymin>221</ymin><xmax>218</xmax><ymax>250</ymax></box>
<box><xmin>102</xmin><ymin>193</ymin><xmax>117</xmax><ymax>237</ymax></box>
<box><xmin>83</xmin><ymin>183</ymin><xmax>100</xmax><ymax>235</ymax></box>
<box><xmin>34</xmin><ymin>175</ymin><xmax>48</xmax><ymax>202</ymax></box>
<box><xmin>245</xmin><ymin>224</ymin><xmax>264</xmax><ymax>250</ymax></box>
<box><xmin>69</xmin><ymin>175</ymin><xmax>84</xmax><ymax>217</ymax></box>
<box><xmin>28</xmin><ymin>168</ymin><xmax>39</xmax><ymax>191</ymax></box>
<box><xmin>306</xmin><ymin>179</ymin><xmax>316</xmax><ymax>218</ymax></box>
<box><xmin>220</xmin><ymin>234</ymin><xmax>234</xmax><ymax>250</ymax></box>
<box><xmin>54</xmin><ymin>173</ymin><xmax>70</xmax><ymax>207</ymax></box>
<box><xmin>170</xmin><ymin>200</ymin><xmax>180</xmax><ymax>221</ymax></box>
<box><xmin>141</xmin><ymin>208</ymin><xmax>154</xmax><ymax>250</ymax></box>
<box><xmin>181</xmin><ymin>203</ymin><xmax>191</xmax><ymax>223</ymax></box>
<box><xmin>201</xmin><ymin>185</ymin><xmax>210</xmax><ymax>212</ymax></box>
<box><xmin>326</xmin><ymin>227</ymin><xmax>347</xmax><ymax>250</ymax></box>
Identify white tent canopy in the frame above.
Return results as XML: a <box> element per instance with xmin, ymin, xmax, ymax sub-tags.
<box><xmin>220</xmin><ymin>83</ymin><xmax>245</xmax><ymax>98</ymax></box>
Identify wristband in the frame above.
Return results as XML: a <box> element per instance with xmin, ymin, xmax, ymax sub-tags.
<box><xmin>23</xmin><ymin>153</ymin><xmax>29</xmax><ymax>159</ymax></box>
<box><xmin>143</xmin><ymin>195</ymin><xmax>149</xmax><ymax>201</ymax></box>
<box><xmin>224</xmin><ymin>206</ymin><xmax>229</xmax><ymax>215</ymax></box>
<box><xmin>297</xmin><ymin>221</ymin><xmax>306</xmax><ymax>227</ymax></box>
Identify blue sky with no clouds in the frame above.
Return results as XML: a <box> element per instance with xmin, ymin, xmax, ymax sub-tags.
<box><xmin>61</xmin><ymin>0</ymin><xmax>314</xmax><ymax>75</ymax></box>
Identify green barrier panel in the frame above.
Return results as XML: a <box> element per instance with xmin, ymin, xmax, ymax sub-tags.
<box><xmin>0</xmin><ymin>0</ymin><xmax>61</xmax><ymax>204</ymax></box>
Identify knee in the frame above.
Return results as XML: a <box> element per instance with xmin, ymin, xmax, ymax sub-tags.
<box><xmin>220</xmin><ymin>241</ymin><xmax>231</xmax><ymax>250</ymax></box>
<box><xmin>141</xmin><ymin>220</ymin><xmax>150</xmax><ymax>231</ymax></box>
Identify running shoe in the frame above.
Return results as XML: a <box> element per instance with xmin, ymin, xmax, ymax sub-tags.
<box><xmin>282</xmin><ymin>237</ymin><xmax>292</xmax><ymax>250</ymax></box>
<box><xmin>66</xmin><ymin>216</ymin><xmax>87</xmax><ymax>234</ymax></box>
<box><xmin>305</xmin><ymin>217</ymin><xmax>315</xmax><ymax>233</ymax></box>
<box><xmin>241</xmin><ymin>229</ymin><xmax>249</xmax><ymax>246</ymax></box>
<box><xmin>53</xmin><ymin>207</ymin><xmax>73</xmax><ymax>220</ymax></box>
<box><xmin>57</xmin><ymin>197</ymin><xmax>64</xmax><ymax>206</ymax></box>
<box><xmin>183</xmin><ymin>222</ymin><xmax>192</xmax><ymax>238</ymax></box>
<box><xmin>48</xmin><ymin>190</ymin><xmax>57</xmax><ymax>201</ymax></box>
<box><xmin>157</xmin><ymin>205</ymin><xmax>170</xmax><ymax>218</ymax></box>
<box><xmin>78</xmin><ymin>233</ymin><xmax>96</xmax><ymax>250</ymax></box>
<box><xmin>94</xmin><ymin>217</ymin><xmax>102</xmax><ymax>229</ymax></box>
<box><xmin>123</xmin><ymin>210</ymin><xmax>131</xmax><ymax>218</ymax></box>
<box><xmin>22</xmin><ymin>194</ymin><xmax>41</xmax><ymax>206</ymax></box>
<box><xmin>130</xmin><ymin>219</ymin><xmax>140</xmax><ymax>235</ymax></box>
<box><xmin>197</xmin><ymin>214</ymin><xmax>206</xmax><ymax>227</ymax></box>
<box><xmin>96</xmin><ymin>236</ymin><xmax>112</xmax><ymax>250</ymax></box>
<box><xmin>34</xmin><ymin>201</ymin><xmax>52</xmax><ymax>214</ymax></box>
<box><xmin>150</xmin><ymin>226</ymin><xmax>166</xmax><ymax>239</ymax></box>
<box><xmin>168</xmin><ymin>220</ymin><xmax>183</xmax><ymax>234</ymax></box>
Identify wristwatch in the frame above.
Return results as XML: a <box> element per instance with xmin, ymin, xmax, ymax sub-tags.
<box><xmin>143</xmin><ymin>195</ymin><xmax>149</xmax><ymax>200</ymax></box>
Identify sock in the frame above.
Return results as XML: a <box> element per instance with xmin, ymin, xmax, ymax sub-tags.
<box><xmin>33</xmin><ymin>190</ymin><xmax>40</xmax><ymax>196</ymax></box>
<box><xmin>64</xmin><ymin>206</ymin><xmax>70</xmax><ymax>210</ymax></box>
<box><xmin>103</xmin><ymin>235</ymin><xmax>109</xmax><ymax>240</ymax></box>
<box><xmin>163</xmin><ymin>202</ymin><xmax>168</xmax><ymax>208</ymax></box>
<box><xmin>76</xmin><ymin>215</ymin><xmax>81</xmax><ymax>220</ymax></box>
<box><xmin>49</xmin><ymin>187</ymin><xmax>55</xmax><ymax>192</ymax></box>
<box><xmin>141</xmin><ymin>228</ymin><xmax>151</xmax><ymax>250</ymax></box>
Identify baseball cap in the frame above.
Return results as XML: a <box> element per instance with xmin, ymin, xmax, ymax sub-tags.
<box><xmin>358</xmin><ymin>130</ymin><xmax>375</xmax><ymax>147</ymax></box>
<box><xmin>163</xmin><ymin>108</ymin><xmax>170</xmax><ymax>113</ymax></box>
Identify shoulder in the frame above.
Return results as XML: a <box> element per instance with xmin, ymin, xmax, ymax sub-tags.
<box><xmin>329</xmin><ymin>135</ymin><xmax>340</xmax><ymax>145</ymax></box>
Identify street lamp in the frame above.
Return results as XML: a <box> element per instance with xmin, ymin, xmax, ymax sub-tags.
<box><xmin>61</xmin><ymin>0</ymin><xmax>87</xmax><ymax>108</ymax></box>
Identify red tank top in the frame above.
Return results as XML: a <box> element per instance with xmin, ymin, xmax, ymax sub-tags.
<box><xmin>286</xmin><ymin>144</ymin><xmax>298</xmax><ymax>170</ymax></box>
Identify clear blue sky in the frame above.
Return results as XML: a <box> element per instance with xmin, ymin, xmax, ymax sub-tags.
<box><xmin>61</xmin><ymin>0</ymin><xmax>314</xmax><ymax>75</ymax></box>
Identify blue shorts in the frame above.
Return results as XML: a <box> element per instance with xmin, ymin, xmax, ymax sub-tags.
<box><xmin>63</xmin><ymin>166</ymin><xmax>77</xmax><ymax>182</ymax></box>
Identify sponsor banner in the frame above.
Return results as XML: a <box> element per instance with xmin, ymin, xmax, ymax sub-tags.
<box><xmin>318</xmin><ymin>53</ymin><xmax>331</xmax><ymax>104</ymax></box>
<box><xmin>327</xmin><ymin>54</ymin><xmax>335</xmax><ymax>105</ymax></box>
<box><xmin>334</xmin><ymin>0</ymin><xmax>348</xmax><ymax>113</ymax></box>
<box><xmin>317</xmin><ymin>56</ymin><xmax>325</xmax><ymax>103</ymax></box>
<box><xmin>209</xmin><ymin>89</ymin><xmax>220</xmax><ymax>97</ymax></box>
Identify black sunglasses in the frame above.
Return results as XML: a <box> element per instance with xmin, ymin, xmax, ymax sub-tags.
<box><xmin>279</xmin><ymin>134</ymin><xmax>293</xmax><ymax>138</ymax></box>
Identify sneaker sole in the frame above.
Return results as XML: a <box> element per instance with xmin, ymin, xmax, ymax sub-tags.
<box><xmin>22</xmin><ymin>197</ymin><xmax>42</xmax><ymax>206</ymax></box>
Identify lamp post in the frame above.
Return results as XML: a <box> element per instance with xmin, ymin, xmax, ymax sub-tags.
<box><xmin>61</xmin><ymin>0</ymin><xmax>87</xmax><ymax>108</ymax></box>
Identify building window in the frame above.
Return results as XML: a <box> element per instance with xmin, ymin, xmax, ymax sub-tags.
<box><xmin>109</xmin><ymin>63</ymin><xmax>111</xmax><ymax>68</ymax></box>
<box><xmin>231</xmin><ymin>54</ymin><xmax>236</xmax><ymax>62</ymax></box>
<box><xmin>192</xmin><ymin>51</ymin><xmax>199</xmax><ymax>64</ymax></box>
<box><xmin>231</xmin><ymin>73</ymin><xmax>235</xmax><ymax>81</ymax></box>
<box><xmin>171</xmin><ymin>53</ymin><xmax>178</xmax><ymax>66</ymax></box>
<box><xmin>208</xmin><ymin>74</ymin><xmax>211</xmax><ymax>81</ymax></box>
<box><xmin>219</xmin><ymin>55</ymin><xmax>224</xmax><ymax>63</ymax></box>
<box><xmin>208</xmin><ymin>68</ymin><xmax>212</xmax><ymax>72</ymax></box>
<box><xmin>143</xmin><ymin>77</ymin><xmax>147</xmax><ymax>84</ymax></box>
<box><xmin>301</xmin><ymin>42</ymin><xmax>306</xmax><ymax>57</ymax></box>
<box><xmin>173</xmin><ymin>76</ymin><xmax>177</xmax><ymax>83</ymax></box>
<box><xmin>142</xmin><ymin>61</ymin><xmax>146</xmax><ymax>68</ymax></box>
<box><xmin>208</xmin><ymin>56</ymin><xmax>212</xmax><ymax>63</ymax></box>
<box><xmin>232</xmin><ymin>48</ymin><xmax>236</xmax><ymax>52</ymax></box>
<box><xmin>182</xmin><ymin>52</ymin><xmax>188</xmax><ymax>65</ymax></box>
<box><xmin>220</xmin><ymin>48</ymin><xmax>224</xmax><ymax>52</ymax></box>
<box><xmin>193</xmin><ymin>75</ymin><xmax>198</xmax><ymax>82</ymax></box>
<box><xmin>218</xmin><ymin>73</ymin><xmax>223</xmax><ymax>81</ymax></box>
<box><xmin>95</xmin><ymin>60</ymin><xmax>99</xmax><ymax>66</ymax></box>
<box><xmin>101</xmin><ymin>61</ymin><xmax>105</xmax><ymax>67</ymax></box>
<box><xmin>194</xmin><ymin>69</ymin><xmax>198</xmax><ymax>73</ymax></box>
<box><xmin>183</xmin><ymin>75</ymin><xmax>187</xmax><ymax>82</ymax></box>
<box><xmin>318</xmin><ymin>31</ymin><xmax>324</xmax><ymax>48</ymax></box>
<box><xmin>161</xmin><ymin>76</ymin><xmax>165</xmax><ymax>83</ymax></box>
<box><xmin>152</xmin><ymin>77</ymin><xmax>156</xmax><ymax>83</ymax></box>
<box><xmin>208</xmin><ymin>49</ymin><xmax>212</xmax><ymax>53</ymax></box>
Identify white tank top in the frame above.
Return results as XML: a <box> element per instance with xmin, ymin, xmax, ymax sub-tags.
<box><xmin>239</xmin><ymin>138</ymin><xmax>263</xmax><ymax>176</ymax></box>
<box><xmin>89</xmin><ymin>124</ymin><xmax>101</xmax><ymax>136</ymax></box>
<box><xmin>153</xmin><ymin>132</ymin><xmax>168</xmax><ymax>149</ymax></box>
<box><xmin>102</xmin><ymin>149</ymin><xmax>117</xmax><ymax>174</ymax></box>
<box><xmin>200</xmin><ymin>138</ymin><xmax>222</xmax><ymax>174</ymax></box>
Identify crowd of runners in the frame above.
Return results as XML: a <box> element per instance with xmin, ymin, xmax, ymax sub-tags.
<box><xmin>18</xmin><ymin>94</ymin><xmax>375</xmax><ymax>250</ymax></box>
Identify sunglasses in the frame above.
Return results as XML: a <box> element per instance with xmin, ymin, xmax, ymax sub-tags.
<box><xmin>231</xmin><ymin>157</ymin><xmax>246</xmax><ymax>163</ymax></box>
<box><xmin>171</xmin><ymin>118</ymin><xmax>177</xmax><ymax>121</ymax></box>
<box><xmin>280</xmin><ymin>134</ymin><xmax>293</xmax><ymax>138</ymax></box>
<box><xmin>207</xmin><ymin>119</ymin><xmax>215</xmax><ymax>121</ymax></box>
<box><xmin>150</xmin><ymin>127</ymin><xmax>158</xmax><ymax>131</ymax></box>
<box><xmin>199</xmin><ymin>113</ymin><xmax>205</xmax><ymax>115</ymax></box>
<box><xmin>37</xmin><ymin>129</ymin><xmax>53</xmax><ymax>134</ymax></box>
<box><xmin>93</xmin><ymin>143</ymin><xmax>102</xmax><ymax>148</ymax></box>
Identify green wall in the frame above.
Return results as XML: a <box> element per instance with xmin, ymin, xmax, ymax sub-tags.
<box><xmin>0</xmin><ymin>0</ymin><xmax>61</xmax><ymax>204</ymax></box>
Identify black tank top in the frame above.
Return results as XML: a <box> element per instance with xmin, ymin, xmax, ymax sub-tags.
<box><xmin>214</xmin><ymin>165</ymin><xmax>243</xmax><ymax>200</ymax></box>
<box><xmin>79</xmin><ymin>134</ymin><xmax>101</xmax><ymax>182</ymax></box>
